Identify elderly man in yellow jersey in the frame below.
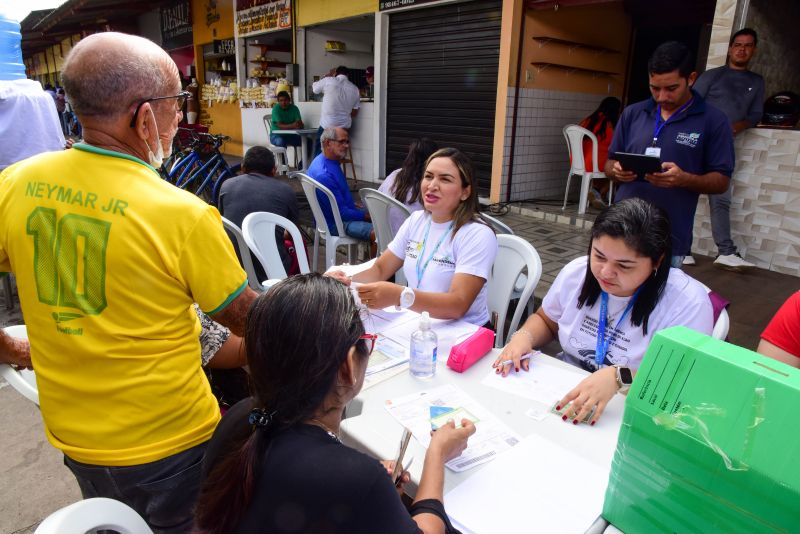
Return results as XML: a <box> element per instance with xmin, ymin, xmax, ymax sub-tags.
<box><xmin>0</xmin><ymin>33</ymin><xmax>257</xmax><ymax>532</ymax></box>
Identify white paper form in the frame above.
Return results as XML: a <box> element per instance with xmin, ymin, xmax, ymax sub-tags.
<box><xmin>384</xmin><ymin>384</ymin><xmax>521</xmax><ymax>472</ymax></box>
<box><xmin>481</xmin><ymin>352</ymin><xmax>587</xmax><ymax>407</ymax></box>
<box><xmin>362</xmin><ymin>307</ymin><xmax>418</xmax><ymax>336</ymax></box>
<box><xmin>366</xmin><ymin>335</ymin><xmax>409</xmax><ymax>376</ymax></box>
<box><xmin>444</xmin><ymin>433</ymin><xmax>609</xmax><ymax>534</ymax></box>
<box><xmin>382</xmin><ymin>317</ymin><xmax>478</xmax><ymax>351</ymax></box>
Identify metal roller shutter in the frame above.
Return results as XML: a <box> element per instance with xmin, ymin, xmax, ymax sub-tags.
<box><xmin>386</xmin><ymin>0</ymin><xmax>502</xmax><ymax>195</ymax></box>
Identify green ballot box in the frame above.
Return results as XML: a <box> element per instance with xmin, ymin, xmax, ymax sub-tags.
<box><xmin>603</xmin><ymin>326</ymin><xmax>800</xmax><ymax>533</ymax></box>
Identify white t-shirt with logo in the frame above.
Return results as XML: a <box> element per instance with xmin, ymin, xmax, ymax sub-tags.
<box><xmin>542</xmin><ymin>256</ymin><xmax>714</xmax><ymax>371</ymax></box>
<box><xmin>387</xmin><ymin>211</ymin><xmax>497</xmax><ymax>326</ymax></box>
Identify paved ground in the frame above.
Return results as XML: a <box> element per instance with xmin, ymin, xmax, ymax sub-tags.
<box><xmin>0</xmin><ymin>200</ymin><xmax>796</xmax><ymax>530</ymax></box>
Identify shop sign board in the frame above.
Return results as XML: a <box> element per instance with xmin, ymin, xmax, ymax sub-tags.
<box><xmin>213</xmin><ymin>39</ymin><xmax>236</xmax><ymax>55</ymax></box>
<box><xmin>379</xmin><ymin>0</ymin><xmax>438</xmax><ymax>10</ymax></box>
<box><xmin>235</xmin><ymin>0</ymin><xmax>291</xmax><ymax>37</ymax></box>
<box><xmin>161</xmin><ymin>0</ymin><xmax>193</xmax><ymax>50</ymax></box>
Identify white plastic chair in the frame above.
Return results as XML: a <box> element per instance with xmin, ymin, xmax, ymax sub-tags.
<box><xmin>221</xmin><ymin>217</ymin><xmax>264</xmax><ymax>291</ymax></box>
<box><xmin>698</xmin><ymin>282</ymin><xmax>730</xmax><ymax>340</ymax></box>
<box><xmin>0</xmin><ymin>325</ymin><xmax>38</xmax><ymax>405</ymax></box>
<box><xmin>263</xmin><ymin>112</ymin><xmax>291</xmax><ymax>174</ymax></box>
<box><xmin>35</xmin><ymin>497</ymin><xmax>152</xmax><ymax>534</ymax></box>
<box><xmin>486</xmin><ymin>235</ymin><xmax>543</xmax><ymax>348</ymax></box>
<box><xmin>242</xmin><ymin>212</ymin><xmax>310</xmax><ymax>281</ymax></box>
<box><xmin>562</xmin><ymin>124</ymin><xmax>613</xmax><ymax>215</ymax></box>
<box><xmin>298</xmin><ymin>173</ymin><xmax>368</xmax><ymax>272</ymax></box>
<box><xmin>480</xmin><ymin>213</ymin><xmax>534</xmax><ymax>319</ymax></box>
<box><xmin>359</xmin><ymin>188</ymin><xmax>412</xmax><ymax>254</ymax></box>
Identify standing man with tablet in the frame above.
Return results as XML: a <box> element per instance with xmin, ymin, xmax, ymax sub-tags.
<box><xmin>605</xmin><ymin>41</ymin><xmax>735</xmax><ymax>267</ymax></box>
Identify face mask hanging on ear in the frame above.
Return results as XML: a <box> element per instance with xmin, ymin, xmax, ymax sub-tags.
<box><xmin>144</xmin><ymin>109</ymin><xmax>172</xmax><ymax>167</ymax></box>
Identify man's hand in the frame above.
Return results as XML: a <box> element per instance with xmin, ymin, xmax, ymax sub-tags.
<box><xmin>295</xmin><ymin>120</ymin><xmax>304</xmax><ymax>129</ymax></box>
<box><xmin>608</xmin><ymin>161</ymin><xmax>637</xmax><ymax>183</ymax></box>
<box><xmin>0</xmin><ymin>335</ymin><xmax>32</xmax><ymax>370</ymax></box>
<box><xmin>646</xmin><ymin>162</ymin><xmax>686</xmax><ymax>188</ymax></box>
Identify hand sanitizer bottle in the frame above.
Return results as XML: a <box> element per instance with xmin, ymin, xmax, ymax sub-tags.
<box><xmin>410</xmin><ymin>312</ymin><xmax>437</xmax><ymax>379</ymax></box>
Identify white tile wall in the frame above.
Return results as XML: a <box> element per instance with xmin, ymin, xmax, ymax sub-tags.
<box><xmin>500</xmin><ymin>88</ymin><xmax>604</xmax><ymax>202</ymax></box>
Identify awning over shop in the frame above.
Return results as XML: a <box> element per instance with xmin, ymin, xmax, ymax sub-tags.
<box><xmin>20</xmin><ymin>0</ymin><xmax>165</xmax><ymax>57</ymax></box>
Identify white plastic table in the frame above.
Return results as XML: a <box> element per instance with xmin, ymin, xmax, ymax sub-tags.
<box><xmin>341</xmin><ymin>350</ymin><xmax>625</xmax><ymax>532</ymax></box>
<box><xmin>270</xmin><ymin>127</ymin><xmax>318</xmax><ymax>174</ymax></box>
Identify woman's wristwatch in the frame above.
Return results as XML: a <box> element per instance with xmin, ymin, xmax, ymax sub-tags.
<box><xmin>396</xmin><ymin>287</ymin><xmax>415</xmax><ymax>310</ymax></box>
<box><xmin>614</xmin><ymin>365</ymin><xmax>633</xmax><ymax>393</ymax></box>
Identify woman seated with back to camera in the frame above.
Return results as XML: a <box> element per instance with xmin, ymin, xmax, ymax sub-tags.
<box><xmin>330</xmin><ymin>147</ymin><xmax>497</xmax><ymax>327</ymax></box>
<box><xmin>194</xmin><ymin>274</ymin><xmax>475</xmax><ymax>534</ymax></box>
<box><xmin>379</xmin><ymin>137</ymin><xmax>439</xmax><ymax>234</ymax></box>
<box><xmin>494</xmin><ymin>198</ymin><xmax>713</xmax><ymax>424</ymax></box>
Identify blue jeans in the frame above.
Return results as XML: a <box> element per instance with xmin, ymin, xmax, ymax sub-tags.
<box><xmin>63</xmin><ymin>441</ymin><xmax>207</xmax><ymax>533</ymax></box>
<box><xmin>344</xmin><ymin>220</ymin><xmax>373</xmax><ymax>241</ymax></box>
<box><xmin>670</xmin><ymin>255</ymin><xmax>685</xmax><ymax>269</ymax></box>
<box><xmin>270</xmin><ymin>133</ymin><xmax>301</xmax><ymax>148</ymax></box>
<box><xmin>313</xmin><ymin>125</ymin><xmax>324</xmax><ymax>158</ymax></box>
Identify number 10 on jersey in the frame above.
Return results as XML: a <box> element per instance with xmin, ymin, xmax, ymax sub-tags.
<box><xmin>26</xmin><ymin>207</ymin><xmax>111</xmax><ymax>316</ymax></box>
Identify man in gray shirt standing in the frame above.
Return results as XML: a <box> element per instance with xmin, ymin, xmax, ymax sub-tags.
<box><xmin>690</xmin><ymin>27</ymin><xmax>764</xmax><ymax>271</ymax></box>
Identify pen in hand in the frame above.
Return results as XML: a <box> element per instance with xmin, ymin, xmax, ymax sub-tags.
<box><xmin>496</xmin><ymin>351</ymin><xmax>539</xmax><ymax>369</ymax></box>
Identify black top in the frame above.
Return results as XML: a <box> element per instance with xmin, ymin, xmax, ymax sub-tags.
<box><xmin>218</xmin><ymin>172</ymin><xmax>300</xmax><ymax>281</ymax></box>
<box><xmin>203</xmin><ymin>399</ymin><xmax>424</xmax><ymax>534</ymax></box>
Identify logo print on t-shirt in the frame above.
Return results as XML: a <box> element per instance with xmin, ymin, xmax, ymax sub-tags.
<box><xmin>675</xmin><ymin>132</ymin><xmax>701</xmax><ymax>148</ymax></box>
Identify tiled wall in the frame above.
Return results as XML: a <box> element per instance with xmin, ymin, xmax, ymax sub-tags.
<box><xmin>500</xmin><ymin>87</ymin><xmax>603</xmax><ymax>202</ymax></box>
<box><xmin>692</xmin><ymin>128</ymin><xmax>800</xmax><ymax>276</ymax></box>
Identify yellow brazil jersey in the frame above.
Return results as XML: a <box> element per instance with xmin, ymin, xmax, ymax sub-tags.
<box><xmin>0</xmin><ymin>144</ymin><xmax>247</xmax><ymax>466</ymax></box>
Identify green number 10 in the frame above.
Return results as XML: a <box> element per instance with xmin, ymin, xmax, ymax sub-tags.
<box><xmin>26</xmin><ymin>207</ymin><xmax>111</xmax><ymax>315</ymax></box>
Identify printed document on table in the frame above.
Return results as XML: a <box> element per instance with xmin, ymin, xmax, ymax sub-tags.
<box><xmin>481</xmin><ymin>352</ymin><xmax>587</xmax><ymax>406</ymax></box>
<box><xmin>362</xmin><ymin>307</ymin><xmax>418</xmax><ymax>336</ymax></box>
<box><xmin>444</xmin><ymin>433</ymin><xmax>608</xmax><ymax>534</ymax></box>
<box><xmin>384</xmin><ymin>384</ymin><xmax>520</xmax><ymax>472</ymax></box>
<box><xmin>366</xmin><ymin>335</ymin><xmax>408</xmax><ymax>376</ymax></box>
<box><xmin>382</xmin><ymin>317</ymin><xmax>478</xmax><ymax>349</ymax></box>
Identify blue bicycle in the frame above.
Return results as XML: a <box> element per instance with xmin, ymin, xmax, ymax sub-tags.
<box><xmin>166</xmin><ymin>132</ymin><xmax>240</xmax><ymax>205</ymax></box>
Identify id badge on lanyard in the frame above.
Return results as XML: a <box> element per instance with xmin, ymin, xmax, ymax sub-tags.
<box><xmin>645</xmin><ymin>146</ymin><xmax>661</xmax><ymax>158</ymax></box>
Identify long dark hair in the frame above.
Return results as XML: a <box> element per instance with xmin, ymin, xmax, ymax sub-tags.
<box><xmin>193</xmin><ymin>274</ymin><xmax>369</xmax><ymax>533</ymax></box>
<box><xmin>392</xmin><ymin>137</ymin><xmax>438</xmax><ymax>204</ymax></box>
<box><xmin>584</xmin><ymin>97</ymin><xmax>621</xmax><ymax>140</ymax></box>
<box><xmin>577</xmin><ymin>198</ymin><xmax>672</xmax><ymax>334</ymax></box>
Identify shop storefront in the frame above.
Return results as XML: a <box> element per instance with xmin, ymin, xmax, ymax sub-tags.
<box><xmin>236</xmin><ymin>0</ymin><xmax>295</xmax><ymax>153</ymax></box>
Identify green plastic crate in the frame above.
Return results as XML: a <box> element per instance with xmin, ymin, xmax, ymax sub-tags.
<box><xmin>603</xmin><ymin>326</ymin><xmax>800</xmax><ymax>533</ymax></box>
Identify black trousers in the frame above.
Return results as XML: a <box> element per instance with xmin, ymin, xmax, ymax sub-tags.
<box><xmin>63</xmin><ymin>441</ymin><xmax>207</xmax><ymax>533</ymax></box>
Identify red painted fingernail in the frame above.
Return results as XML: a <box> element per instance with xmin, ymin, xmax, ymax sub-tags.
<box><xmin>515</xmin><ymin>367</ymin><xmax>519</xmax><ymax>372</ymax></box>
<box><xmin>561</xmin><ymin>415</ymin><xmax>567</xmax><ymax>421</ymax></box>
<box><xmin>555</xmin><ymin>405</ymin><xmax>561</xmax><ymax>411</ymax></box>
<box><xmin>573</xmin><ymin>419</ymin><xmax>579</xmax><ymax>425</ymax></box>
<box><xmin>590</xmin><ymin>421</ymin><xmax>596</xmax><ymax>426</ymax></box>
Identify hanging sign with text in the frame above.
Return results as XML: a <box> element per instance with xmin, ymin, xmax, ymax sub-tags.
<box><xmin>161</xmin><ymin>0</ymin><xmax>193</xmax><ymax>50</ymax></box>
<box><xmin>236</xmin><ymin>0</ymin><xmax>291</xmax><ymax>37</ymax></box>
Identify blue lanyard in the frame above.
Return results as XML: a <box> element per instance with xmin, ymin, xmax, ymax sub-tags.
<box><xmin>415</xmin><ymin>216</ymin><xmax>453</xmax><ymax>286</ymax></box>
<box><xmin>595</xmin><ymin>286</ymin><xmax>642</xmax><ymax>368</ymax></box>
<box><xmin>652</xmin><ymin>98</ymin><xmax>693</xmax><ymax>146</ymax></box>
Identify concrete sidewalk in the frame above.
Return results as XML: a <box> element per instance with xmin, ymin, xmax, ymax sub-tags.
<box><xmin>0</xmin><ymin>207</ymin><xmax>797</xmax><ymax>530</ymax></box>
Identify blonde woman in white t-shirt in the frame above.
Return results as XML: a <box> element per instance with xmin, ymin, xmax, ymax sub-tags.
<box><xmin>328</xmin><ymin>148</ymin><xmax>497</xmax><ymax>326</ymax></box>
<box><xmin>494</xmin><ymin>198</ymin><xmax>713</xmax><ymax>424</ymax></box>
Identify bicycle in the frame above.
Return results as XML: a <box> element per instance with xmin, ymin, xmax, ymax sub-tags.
<box><xmin>168</xmin><ymin>132</ymin><xmax>240</xmax><ymax>205</ymax></box>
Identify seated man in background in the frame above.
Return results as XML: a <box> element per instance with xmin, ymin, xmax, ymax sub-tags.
<box><xmin>307</xmin><ymin>127</ymin><xmax>373</xmax><ymax>243</ymax></box>
<box><xmin>270</xmin><ymin>91</ymin><xmax>303</xmax><ymax>162</ymax></box>
<box><xmin>757</xmin><ymin>291</ymin><xmax>800</xmax><ymax>367</ymax></box>
<box><xmin>219</xmin><ymin>146</ymin><xmax>300</xmax><ymax>281</ymax></box>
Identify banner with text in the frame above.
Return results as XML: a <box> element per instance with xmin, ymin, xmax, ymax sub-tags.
<box><xmin>161</xmin><ymin>0</ymin><xmax>193</xmax><ymax>50</ymax></box>
<box><xmin>236</xmin><ymin>0</ymin><xmax>292</xmax><ymax>37</ymax></box>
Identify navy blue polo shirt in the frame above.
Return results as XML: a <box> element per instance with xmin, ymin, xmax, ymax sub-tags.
<box><xmin>609</xmin><ymin>91</ymin><xmax>734</xmax><ymax>256</ymax></box>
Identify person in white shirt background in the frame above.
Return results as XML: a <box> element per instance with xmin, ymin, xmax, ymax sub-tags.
<box><xmin>312</xmin><ymin>65</ymin><xmax>360</xmax><ymax>157</ymax></box>
<box><xmin>379</xmin><ymin>137</ymin><xmax>439</xmax><ymax>234</ymax></box>
<box><xmin>329</xmin><ymin>147</ymin><xmax>497</xmax><ymax>327</ymax></box>
<box><xmin>494</xmin><ymin>198</ymin><xmax>713</xmax><ymax>424</ymax></box>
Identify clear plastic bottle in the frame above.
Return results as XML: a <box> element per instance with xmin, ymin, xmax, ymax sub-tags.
<box><xmin>410</xmin><ymin>312</ymin><xmax>437</xmax><ymax>379</ymax></box>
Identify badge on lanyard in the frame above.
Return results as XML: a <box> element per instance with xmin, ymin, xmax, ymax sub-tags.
<box><xmin>645</xmin><ymin>146</ymin><xmax>661</xmax><ymax>158</ymax></box>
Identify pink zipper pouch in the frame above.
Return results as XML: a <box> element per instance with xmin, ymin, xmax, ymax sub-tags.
<box><xmin>447</xmin><ymin>327</ymin><xmax>495</xmax><ymax>373</ymax></box>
